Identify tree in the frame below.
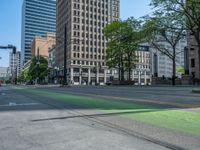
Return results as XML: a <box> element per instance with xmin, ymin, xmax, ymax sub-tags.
<box><xmin>177</xmin><ymin>66</ymin><xmax>185</xmax><ymax>74</ymax></box>
<box><xmin>104</xmin><ymin>18</ymin><xmax>143</xmax><ymax>81</ymax></box>
<box><xmin>150</xmin><ymin>0</ymin><xmax>200</xmax><ymax>78</ymax></box>
<box><xmin>142</xmin><ymin>4</ymin><xmax>185</xmax><ymax>85</ymax></box>
<box><xmin>28</xmin><ymin>56</ymin><xmax>48</xmax><ymax>83</ymax></box>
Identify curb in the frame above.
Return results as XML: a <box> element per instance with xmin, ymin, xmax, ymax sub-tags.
<box><xmin>192</xmin><ymin>89</ymin><xmax>200</xmax><ymax>94</ymax></box>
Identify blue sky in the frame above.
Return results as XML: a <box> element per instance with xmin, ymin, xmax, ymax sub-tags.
<box><xmin>0</xmin><ymin>0</ymin><xmax>151</xmax><ymax>67</ymax></box>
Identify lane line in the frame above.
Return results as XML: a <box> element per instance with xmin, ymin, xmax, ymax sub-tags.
<box><xmin>0</xmin><ymin>103</ymin><xmax>41</xmax><ymax>107</ymax></box>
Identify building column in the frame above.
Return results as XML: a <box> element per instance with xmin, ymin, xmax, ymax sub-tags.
<box><xmin>144</xmin><ymin>71</ymin><xmax>147</xmax><ymax>85</ymax></box>
<box><xmin>79</xmin><ymin>67</ymin><xmax>82</xmax><ymax>85</ymax></box>
<box><xmin>70</xmin><ymin>67</ymin><xmax>73</xmax><ymax>84</ymax></box>
<box><xmin>104</xmin><ymin>69</ymin><xmax>107</xmax><ymax>84</ymax></box>
<box><xmin>88</xmin><ymin>68</ymin><xmax>91</xmax><ymax>85</ymax></box>
<box><xmin>138</xmin><ymin>71</ymin><xmax>141</xmax><ymax>85</ymax></box>
<box><xmin>96</xmin><ymin>67</ymin><xmax>99</xmax><ymax>84</ymax></box>
<box><xmin>132</xmin><ymin>70</ymin><xmax>135</xmax><ymax>81</ymax></box>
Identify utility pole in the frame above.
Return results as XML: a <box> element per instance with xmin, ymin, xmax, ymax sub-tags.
<box><xmin>36</xmin><ymin>48</ymin><xmax>40</xmax><ymax>84</ymax></box>
<box><xmin>63</xmin><ymin>23</ymin><xmax>67</xmax><ymax>85</ymax></box>
<box><xmin>15</xmin><ymin>66</ymin><xmax>17</xmax><ymax>85</ymax></box>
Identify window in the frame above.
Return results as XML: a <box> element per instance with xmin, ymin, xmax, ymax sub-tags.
<box><xmin>191</xmin><ymin>59</ymin><xmax>195</xmax><ymax>67</ymax></box>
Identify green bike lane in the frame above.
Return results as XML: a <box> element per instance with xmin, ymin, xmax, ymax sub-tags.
<box><xmin>14</xmin><ymin>86</ymin><xmax>200</xmax><ymax>138</ymax></box>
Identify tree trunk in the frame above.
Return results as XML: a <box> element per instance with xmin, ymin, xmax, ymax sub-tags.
<box><xmin>172</xmin><ymin>47</ymin><xmax>176</xmax><ymax>86</ymax></box>
<box><xmin>172</xmin><ymin>58</ymin><xmax>176</xmax><ymax>86</ymax></box>
<box><xmin>118</xmin><ymin>64</ymin><xmax>121</xmax><ymax>81</ymax></box>
<box><xmin>121</xmin><ymin>65</ymin><xmax>125</xmax><ymax>81</ymax></box>
<box><xmin>120</xmin><ymin>53</ymin><xmax>125</xmax><ymax>81</ymax></box>
<box><xmin>128</xmin><ymin>54</ymin><xmax>131</xmax><ymax>81</ymax></box>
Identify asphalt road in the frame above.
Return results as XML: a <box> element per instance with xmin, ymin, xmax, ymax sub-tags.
<box><xmin>0</xmin><ymin>85</ymin><xmax>200</xmax><ymax>150</ymax></box>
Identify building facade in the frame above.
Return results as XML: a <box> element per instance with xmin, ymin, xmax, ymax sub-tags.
<box><xmin>0</xmin><ymin>67</ymin><xmax>11</xmax><ymax>81</ymax></box>
<box><xmin>21</xmin><ymin>0</ymin><xmax>56</xmax><ymax>65</ymax></box>
<box><xmin>188</xmin><ymin>35</ymin><xmax>200</xmax><ymax>79</ymax></box>
<box><xmin>151</xmin><ymin>38</ymin><xmax>186</xmax><ymax>78</ymax></box>
<box><xmin>9</xmin><ymin>51</ymin><xmax>21</xmax><ymax>78</ymax></box>
<box><xmin>56</xmin><ymin>0</ymin><xmax>120</xmax><ymax>85</ymax></box>
<box><xmin>132</xmin><ymin>46</ymin><xmax>151</xmax><ymax>85</ymax></box>
<box><xmin>110</xmin><ymin>46</ymin><xmax>151</xmax><ymax>85</ymax></box>
<box><xmin>31</xmin><ymin>33</ymin><xmax>55</xmax><ymax>59</ymax></box>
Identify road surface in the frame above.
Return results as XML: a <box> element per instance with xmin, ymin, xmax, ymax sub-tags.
<box><xmin>0</xmin><ymin>85</ymin><xmax>200</xmax><ymax>150</ymax></box>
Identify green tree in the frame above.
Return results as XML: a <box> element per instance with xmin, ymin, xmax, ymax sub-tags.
<box><xmin>150</xmin><ymin>0</ymin><xmax>200</xmax><ymax>78</ymax></box>
<box><xmin>142</xmin><ymin>6</ymin><xmax>185</xmax><ymax>85</ymax></box>
<box><xmin>28</xmin><ymin>56</ymin><xmax>48</xmax><ymax>83</ymax></box>
<box><xmin>177</xmin><ymin>66</ymin><xmax>185</xmax><ymax>74</ymax></box>
<box><xmin>104</xmin><ymin>18</ymin><xmax>143</xmax><ymax>81</ymax></box>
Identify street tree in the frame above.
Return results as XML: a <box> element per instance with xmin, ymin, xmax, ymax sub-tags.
<box><xmin>28</xmin><ymin>56</ymin><xmax>48</xmax><ymax>83</ymax></box>
<box><xmin>150</xmin><ymin>0</ymin><xmax>200</xmax><ymax>78</ymax></box>
<box><xmin>104</xmin><ymin>18</ymin><xmax>143</xmax><ymax>81</ymax></box>
<box><xmin>142</xmin><ymin>9</ymin><xmax>185</xmax><ymax>85</ymax></box>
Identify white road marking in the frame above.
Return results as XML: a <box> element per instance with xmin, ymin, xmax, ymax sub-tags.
<box><xmin>0</xmin><ymin>103</ymin><xmax>41</xmax><ymax>107</ymax></box>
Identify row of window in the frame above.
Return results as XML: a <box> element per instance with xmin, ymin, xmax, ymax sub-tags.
<box><xmin>73</xmin><ymin>45</ymin><xmax>105</xmax><ymax>52</ymax></box>
<box><xmin>72</xmin><ymin>60</ymin><xmax>105</xmax><ymax>66</ymax></box>
<box><xmin>74</xmin><ymin>10</ymin><xmax>109</xmax><ymax>22</ymax></box>
<box><xmin>73</xmin><ymin>32</ymin><xmax>105</xmax><ymax>40</ymax></box>
<box><xmin>73</xmin><ymin>53</ymin><xmax>105</xmax><ymax>60</ymax></box>
<box><xmin>73</xmin><ymin>42</ymin><xmax>107</xmax><ymax>51</ymax></box>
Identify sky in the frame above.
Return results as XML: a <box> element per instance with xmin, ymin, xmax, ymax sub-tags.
<box><xmin>0</xmin><ymin>0</ymin><xmax>151</xmax><ymax>67</ymax></box>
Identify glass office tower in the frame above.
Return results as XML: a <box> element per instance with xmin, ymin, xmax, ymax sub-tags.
<box><xmin>21</xmin><ymin>0</ymin><xmax>56</xmax><ymax>65</ymax></box>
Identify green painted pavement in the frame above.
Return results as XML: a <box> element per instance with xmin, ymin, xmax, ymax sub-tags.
<box><xmin>18</xmin><ymin>88</ymin><xmax>200</xmax><ymax>136</ymax></box>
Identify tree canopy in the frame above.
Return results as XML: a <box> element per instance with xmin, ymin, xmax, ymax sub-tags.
<box><xmin>28</xmin><ymin>56</ymin><xmax>48</xmax><ymax>83</ymax></box>
<box><xmin>104</xmin><ymin>18</ymin><xmax>144</xmax><ymax>81</ymax></box>
<box><xmin>150</xmin><ymin>0</ymin><xmax>200</xmax><ymax>78</ymax></box>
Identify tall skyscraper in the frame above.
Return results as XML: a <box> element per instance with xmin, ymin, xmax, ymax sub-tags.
<box><xmin>21</xmin><ymin>0</ymin><xmax>56</xmax><ymax>65</ymax></box>
<box><xmin>56</xmin><ymin>0</ymin><xmax>120</xmax><ymax>85</ymax></box>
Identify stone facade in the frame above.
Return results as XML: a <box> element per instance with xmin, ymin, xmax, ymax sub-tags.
<box><xmin>56</xmin><ymin>0</ymin><xmax>120</xmax><ymax>85</ymax></box>
<box><xmin>188</xmin><ymin>34</ymin><xmax>200</xmax><ymax>79</ymax></box>
<box><xmin>31</xmin><ymin>33</ymin><xmax>56</xmax><ymax>59</ymax></box>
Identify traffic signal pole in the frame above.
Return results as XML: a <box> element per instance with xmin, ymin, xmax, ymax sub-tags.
<box><xmin>63</xmin><ymin>24</ymin><xmax>67</xmax><ymax>85</ymax></box>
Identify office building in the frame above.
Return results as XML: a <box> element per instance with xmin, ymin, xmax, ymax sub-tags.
<box><xmin>31</xmin><ymin>33</ymin><xmax>55</xmax><ymax>59</ymax></box>
<box><xmin>9</xmin><ymin>51</ymin><xmax>21</xmax><ymax>78</ymax></box>
<box><xmin>0</xmin><ymin>67</ymin><xmax>11</xmax><ymax>81</ymax></box>
<box><xmin>110</xmin><ymin>45</ymin><xmax>151</xmax><ymax>85</ymax></box>
<box><xmin>132</xmin><ymin>46</ymin><xmax>151</xmax><ymax>85</ymax></box>
<box><xmin>151</xmin><ymin>37</ymin><xmax>186</xmax><ymax>78</ymax></box>
<box><xmin>188</xmin><ymin>35</ymin><xmax>200</xmax><ymax>79</ymax></box>
<box><xmin>56</xmin><ymin>0</ymin><xmax>120</xmax><ymax>85</ymax></box>
<box><xmin>21</xmin><ymin>0</ymin><xmax>56</xmax><ymax>65</ymax></box>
